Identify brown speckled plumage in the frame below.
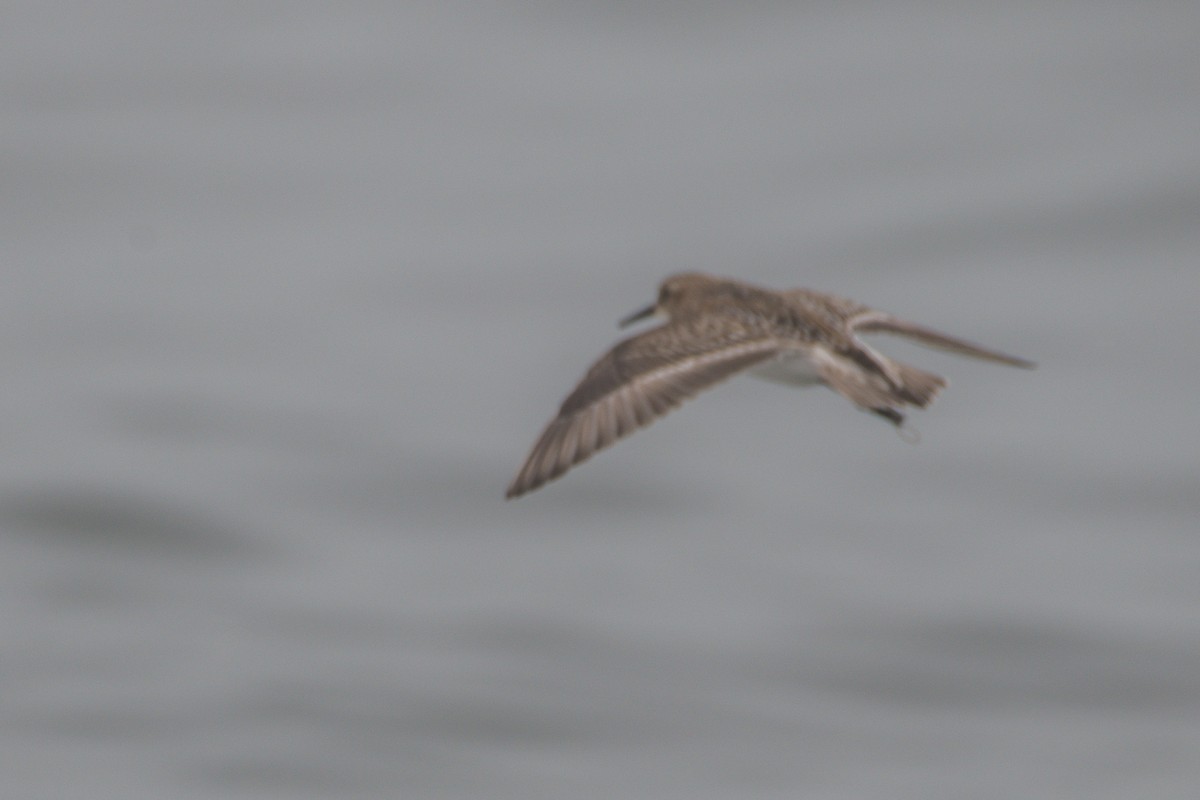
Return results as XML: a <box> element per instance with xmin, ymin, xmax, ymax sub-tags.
<box><xmin>506</xmin><ymin>273</ymin><xmax>1033</xmax><ymax>498</ymax></box>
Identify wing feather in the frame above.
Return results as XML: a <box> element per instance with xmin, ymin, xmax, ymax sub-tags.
<box><xmin>506</xmin><ymin>322</ymin><xmax>778</xmax><ymax>498</ymax></box>
<box><xmin>850</xmin><ymin>311</ymin><xmax>1035</xmax><ymax>369</ymax></box>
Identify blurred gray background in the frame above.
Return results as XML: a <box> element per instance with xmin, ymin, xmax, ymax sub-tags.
<box><xmin>3</xmin><ymin>2</ymin><xmax>1198</xmax><ymax>798</ymax></box>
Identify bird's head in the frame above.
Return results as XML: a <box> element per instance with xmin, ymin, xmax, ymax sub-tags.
<box><xmin>619</xmin><ymin>273</ymin><xmax>720</xmax><ymax>327</ymax></box>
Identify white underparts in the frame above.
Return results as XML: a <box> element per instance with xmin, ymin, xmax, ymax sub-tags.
<box><xmin>747</xmin><ymin>350</ymin><xmax>824</xmax><ymax>387</ymax></box>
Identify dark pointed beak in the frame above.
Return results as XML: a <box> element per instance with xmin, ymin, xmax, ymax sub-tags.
<box><xmin>618</xmin><ymin>303</ymin><xmax>657</xmax><ymax>328</ymax></box>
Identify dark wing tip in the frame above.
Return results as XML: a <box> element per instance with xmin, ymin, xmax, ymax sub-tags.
<box><xmin>505</xmin><ymin>465</ymin><xmax>542</xmax><ymax>500</ymax></box>
<box><xmin>976</xmin><ymin>351</ymin><xmax>1037</xmax><ymax>369</ymax></box>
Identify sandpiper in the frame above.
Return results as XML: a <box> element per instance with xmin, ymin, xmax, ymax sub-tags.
<box><xmin>507</xmin><ymin>273</ymin><xmax>1034</xmax><ymax>498</ymax></box>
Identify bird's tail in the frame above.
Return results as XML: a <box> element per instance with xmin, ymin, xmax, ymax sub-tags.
<box><xmin>889</xmin><ymin>360</ymin><xmax>946</xmax><ymax>408</ymax></box>
<box><xmin>816</xmin><ymin>349</ymin><xmax>945</xmax><ymax>428</ymax></box>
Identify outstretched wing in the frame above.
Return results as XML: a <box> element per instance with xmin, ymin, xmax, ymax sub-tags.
<box><xmin>849</xmin><ymin>310</ymin><xmax>1036</xmax><ymax>369</ymax></box>
<box><xmin>506</xmin><ymin>321</ymin><xmax>778</xmax><ymax>498</ymax></box>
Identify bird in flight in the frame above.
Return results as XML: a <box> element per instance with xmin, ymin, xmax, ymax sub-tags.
<box><xmin>507</xmin><ymin>273</ymin><xmax>1034</xmax><ymax>498</ymax></box>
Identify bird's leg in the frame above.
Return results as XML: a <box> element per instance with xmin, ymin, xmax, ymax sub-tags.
<box><xmin>871</xmin><ymin>406</ymin><xmax>921</xmax><ymax>443</ymax></box>
<box><xmin>872</xmin><ymin>407</ymin><xmax>904</xmax><ymax>426</ymax></box>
